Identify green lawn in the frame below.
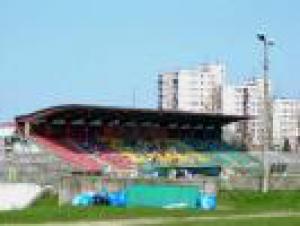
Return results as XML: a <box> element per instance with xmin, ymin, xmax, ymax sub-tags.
<box><xmin>162</xmin><ymin>217</ymin><xmax>300</xmax><ymax>226</ymax></box>
<box><xmin>218</xmin><ymin>190</ymin><xmax>300</xmax><ymax>212</ymax></box>
<box><xmin>0</xmin><ymin>190</ymin><xmax>300</xmax><ymax>224</ymax></box>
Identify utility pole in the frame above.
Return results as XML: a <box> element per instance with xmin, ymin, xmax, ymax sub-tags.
<box><xmin>132</xmin><ymin>89</ymin><xmax>136</xmax><ymax>108</ymax></box>
<box><xmin>257</xmin><ymin>33</ymin><xmax>274</xmax><ymax>193</ymax></box>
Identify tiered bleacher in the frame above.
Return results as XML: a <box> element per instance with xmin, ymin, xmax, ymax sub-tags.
<box><xmin>14</xmin><ymin>104</ymin><xmax>259</xmax><ymax>177</ymax></box>
<box><xmin>30</xmin><ymin>134</ymin><xmax>261</xmax><ymax>177</ymax></box>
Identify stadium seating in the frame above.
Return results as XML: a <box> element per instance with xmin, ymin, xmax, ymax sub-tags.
<box><xmin>210</xmin><ymin>152</ymin><xmax>260</xmax><ymax>167</ymax></box>
<box><xmin>94</xmin><ymin>138</ymin><xmax>259</xmax><ymax>172</ymax></box>
<box><xmin>98</xmin><ymin>151</ymin><xmax>136</xmax><ymax>170</ymax></box>
<box><xmin>31</xmin><ymin>137</ymin><xmax>136</xmax><ymax>172</ymax></box>
<box><xmin>32</xmin><ymin>136</ymin><xmax>102</xmax><ymax>172</ymax></box>
<box><xmin>94</xmin><ymin>138</ymin><xmax>216</xmax><ymax>168</ymax></box>
<box><xmin>27</xmin><ymin>135</ymin><xmax>261</xmax><ymax>176</ymax></box>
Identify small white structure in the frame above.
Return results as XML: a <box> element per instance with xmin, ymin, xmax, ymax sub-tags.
<box><xmin>0</xmin><ymin>183</ymin><xmax>43</xmax><ymax>210</ymax></box>
<box><xmin>0</xmin><ymin>122</ymin><xmax>16</xmax><ymax>153</ymax></box>
<box><xmin>0</xmin><ymin>122</ymin><xmax>15</xmax><ymax>138</ymax></box>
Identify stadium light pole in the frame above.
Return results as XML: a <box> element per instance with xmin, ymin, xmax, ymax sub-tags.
<box><xmin>257</xmin><ymin>33</ymin><xmax>274</xmax><ymax>193</ymax></box>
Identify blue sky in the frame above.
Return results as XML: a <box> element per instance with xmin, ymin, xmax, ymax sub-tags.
<box><xmin>0</xmin><ymin>0</ymin><xmax>299</xmax><ymax>120</ymax></box>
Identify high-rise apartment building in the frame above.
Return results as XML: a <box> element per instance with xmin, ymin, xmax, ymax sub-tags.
<box><xmin>158</xmin><ymin>63</ymin><xmax>225</xmax><ymax>113</ymax></box>
<box><xmin>158</xmin><ymin>63</ymin><xmax>299</xmax><ymax>152</ymax></box>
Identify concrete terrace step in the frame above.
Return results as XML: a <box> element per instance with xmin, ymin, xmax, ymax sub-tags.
<box><xmin>32</xmin><ymin>136</ymin><xmax>102</xmax><ymax>172</ymax></box>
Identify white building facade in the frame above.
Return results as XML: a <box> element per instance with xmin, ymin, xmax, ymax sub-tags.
<box><xmin>223</xmin><ymin>78</ymin><xmax>267</xmax><ymax>151</ymax></box>
<box><xmin>158</xmin><ymin>63</ymin><xmax>225</xmax><ymax>113</ymax></box>
<box><xmin>224</xmin><ymin>80</ymin><xmax>300</xmax><ymax>152</ymax></box>
<box><xmin>158</xmin><ymin>63</ymin><xmax>300</xmax><ymax>152</ymax></box>
<box><xmin>273</xmin><ymin>99</ymin><xmax>300</xmax><ymax>152</ymax></box>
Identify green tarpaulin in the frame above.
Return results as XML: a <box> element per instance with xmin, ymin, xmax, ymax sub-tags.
<box><xmin>126</xmin><ymin>184</ymin><xmax>199</xmax><ymax>208</ymax></box>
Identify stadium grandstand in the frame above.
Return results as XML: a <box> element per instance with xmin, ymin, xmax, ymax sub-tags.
<box><xmin>11</xmin><ymin>104</ymin><xmax>261</xmax><ymax>181</ymax></box>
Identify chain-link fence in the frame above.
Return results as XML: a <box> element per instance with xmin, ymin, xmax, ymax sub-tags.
<box><xmin>219</xmin><ymin>174</ymin><xmax>300</xmax><ymax>191</ymax></box>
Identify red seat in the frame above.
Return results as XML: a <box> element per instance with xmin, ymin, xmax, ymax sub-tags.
<box><xmin>33</xmin><ymin>136</ymin><xmax>101</xmax><ymax>172</ymax></box>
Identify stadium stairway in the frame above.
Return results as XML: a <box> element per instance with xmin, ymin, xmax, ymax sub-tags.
<box><xmin>32</xmin><ymin>136</ymin><xmax>103</xmax><ymax>172</ymax></box>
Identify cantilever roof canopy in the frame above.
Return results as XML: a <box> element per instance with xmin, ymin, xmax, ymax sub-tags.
<box><xmin>16</xmin><ymin>104</ymin><xmax>249</xmax><ymax>127</ymax></box>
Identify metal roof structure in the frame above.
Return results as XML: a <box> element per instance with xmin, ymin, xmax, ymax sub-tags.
<box><xmin>16</xmin><ymin>104</ymin><xmax>250</xmax><ymax>126</ymax></box>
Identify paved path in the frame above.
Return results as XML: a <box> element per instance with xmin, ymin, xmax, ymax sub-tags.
<box><xmin>4</xmin><ymin>211</ymin><xmax>300</xmax><ymax>226</ymax></box>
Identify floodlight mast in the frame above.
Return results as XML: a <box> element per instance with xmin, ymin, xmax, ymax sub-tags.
<box><xmin>257</xmin><ymin>33</ymin><xmax>274</xmax><ymax>193</ymax></box>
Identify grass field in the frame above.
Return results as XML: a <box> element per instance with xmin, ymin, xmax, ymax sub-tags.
<box><xmin>161</xmin><ymin>217</ymin><xmax>300</xmax><ymax>226</ymax></box>
<box><xmin>0</xmin><ymin>190</ymin><xmax>300</xmax><ymax>225</ymax></box>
